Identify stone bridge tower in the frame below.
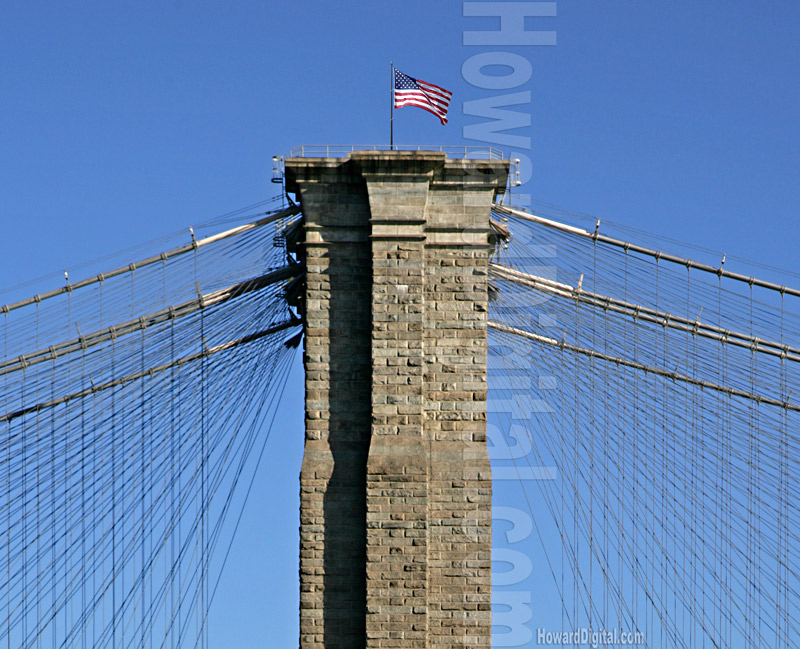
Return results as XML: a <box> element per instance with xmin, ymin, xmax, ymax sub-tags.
<box><xmin>285</xmin><ymin>150</ymin><xmax>509</xmax><ymax>649</ymax></box>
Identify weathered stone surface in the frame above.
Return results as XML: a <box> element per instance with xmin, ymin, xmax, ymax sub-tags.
<box><xmin>285</xmin><ymin>151</ymin><xmax>508</xmax><ymax>649</ymax></box>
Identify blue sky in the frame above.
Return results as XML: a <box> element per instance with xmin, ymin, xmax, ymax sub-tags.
<box><xmin>2</xmin><ymin>2</ymin><xmax>799</xmax><ymax>646</ymax></box>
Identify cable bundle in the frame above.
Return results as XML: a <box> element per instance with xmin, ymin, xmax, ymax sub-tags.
<box><xmin>0</xmin><ymin>207</ymin><xmax>302</xmax><ymax>649</ymax></box>
<box><xmin>488</xmin><ymin>205</ymin><xmax>798</xmax><ymax>648</ymax></box>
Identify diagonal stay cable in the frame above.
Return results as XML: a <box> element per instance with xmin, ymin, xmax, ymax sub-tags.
<box><xmin>493</xmin><ymin>204</ymin><xmax>800</xmax><ymax>300</ymax></box>
<box><xmin>0</xmin><ymin>319</ymin><xmax>301</xmax><ymax>424</ymax></box>
<box><xmin>0</xmin><ymin>266</ymin><xmax>303</xmax><ymax>378</ymax></box>
<box><xmin>490</xmin><ymin>264</ymin><xmax>800</xmax><ymax>363</ymax></box>
<box><xmin>487</xmin><ymin>321</ymin><xmax>800</xmax><ymax>413</ymax></box>
<box><xmin>0</xmin><ymin>205</ymin><xmax>300</xmax><ymax>316</ymax></box>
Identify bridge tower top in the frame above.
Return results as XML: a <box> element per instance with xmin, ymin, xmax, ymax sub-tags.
<box><xmin>285</xmin><ymin>148</ymin><xmax>508</xmax><ymax>648</ymax></box>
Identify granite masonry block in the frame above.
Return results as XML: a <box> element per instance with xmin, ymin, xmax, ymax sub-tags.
<box><xmin>285</xmin><ymin>151</ymin><xmax>508</xmax><ymax>649</ymax></box>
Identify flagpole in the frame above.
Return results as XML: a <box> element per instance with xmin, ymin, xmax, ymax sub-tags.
<box><xmin>390</xmin><ymin>61</ymin><xmax>394</xmax><ymax>150</ymax></box>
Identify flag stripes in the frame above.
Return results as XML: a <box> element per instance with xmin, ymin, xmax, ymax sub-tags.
<box><xmin>393</xmin><ymin>69</ymin><xmax>452</xmax><ymax>125</ymax></box>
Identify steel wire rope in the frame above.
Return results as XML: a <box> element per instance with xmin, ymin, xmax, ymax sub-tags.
<box><xmin>0</xmin><ymin>212</ymin><xmax>299</xmax><ymax>647</ymax></box>
<box><xmin>488</xmin><ymin>221</ymin><xmax>800</xmax><ymax>644</ymax></box>
<box><xmin>488</xmin><ymin>330</ymin><xmax>744</xmax><ymax>648</ymax></box>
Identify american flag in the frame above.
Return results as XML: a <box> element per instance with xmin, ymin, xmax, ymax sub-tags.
<box><xmin>394</xmin><ymin>69</ymin><xmax>452</xmax><ymax>125</ymax></box>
